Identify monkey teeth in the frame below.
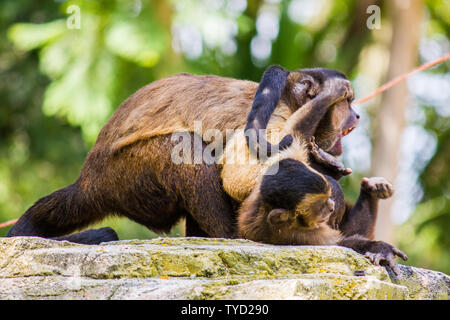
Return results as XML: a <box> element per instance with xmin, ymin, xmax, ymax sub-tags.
<box><xmin>342</xmin><ymin>127</ymin><xmax>355</xmax><ymax>136</ymax></box>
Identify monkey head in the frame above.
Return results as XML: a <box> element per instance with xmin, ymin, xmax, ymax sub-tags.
<box><xmin>285</xmin><ymin>68</ymin><xmax>360</xmax><ymax>157</ymax></box>
<box><xmin>260</xmin><ymin>158</ymin><xmax>334</xmax><ymax>232</ymax></box>
<box><xmin>313</xmin><ymin>90</ymin><xmax>359</xmax><ymax>157</ymax></box>
<box><xmin>245</xmin><ymin>65</ymin><xmax>360</xmax><ymax>159</ymax></box>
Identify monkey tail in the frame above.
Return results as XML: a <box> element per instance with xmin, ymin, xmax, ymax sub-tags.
<box><xmin>7</xmin><ymin>183</ymin><xmax>108</xmax><ymax>240</ymax></box>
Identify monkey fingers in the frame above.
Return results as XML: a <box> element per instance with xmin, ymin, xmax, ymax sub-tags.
<box><xmin>364</xmin><ymin>252</ymin><xmax>384</xmax><ymax>266</ymax></box>
<box><xmin>308</xmin><ymin>137</ymin><xmax>352</xmax><ymax>176</ymax></box>
<box><xmin>364</xmin><ymin>252</ymin><xmax>401</xmax><ymax>275</ymax></box>
<box><xmin>363</xmin><ymin>242</ymin><xmax>408</xmax><ymax>276</ymax></box>
<box><xmin>361</xmin><ymin>177</ymin><xmax>394</xmax><ymax>199</ymax></box>
<box><xmin>391</xmin><ymin>246</ymin><xmax>408</xmax><ymax>261</ymax></box>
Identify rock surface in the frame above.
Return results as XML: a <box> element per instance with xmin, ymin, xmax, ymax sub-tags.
<box><xmin>0</xmin><ymin>237</ymin><xmax>448</xmax><ymax>300</ymax></box>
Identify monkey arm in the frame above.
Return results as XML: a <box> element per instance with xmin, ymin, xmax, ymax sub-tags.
<box><xmin>338</xmin><ymin>234</ymin><xmax>408</xmax><ymax>275</ymax></box>
<box><xmin>245</xmin><ymin>65</ymin><xmax>291</xmax><ymax>158</ymax></box>
<box><xmin>338</xmin><ymin>177</ymin><xmax>394</xmax><ymax>240</ymax></box>
<box><xmin>282</xmin><ymin>79</ymin><xmax>350</xmax><ymax>146</ymax></box>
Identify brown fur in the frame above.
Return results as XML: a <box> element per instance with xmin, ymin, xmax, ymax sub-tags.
<box><xmin>220</xmin><ymin>137</ymin><xmax>311</xmax><ymax>202</ymax></box>
<box><xmin>9</xmin><ymin>133</ymin><xmax>238</xmax><ymax>240</ymax></box>
<box><xmin>105</xmin><ymin>70</ymin><xmax>352</xmax><ymax>156</ymax></box>
<box><xmin>102</xmin><ymin>71</ymin><xmax>347</xmax><ymax>204</ymax></box>
<box><xmin>107</xmin><ymin>74</ymin><xmax>258</xmax><ymax>153</ymax></box>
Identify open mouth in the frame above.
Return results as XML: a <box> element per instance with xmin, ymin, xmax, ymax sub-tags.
<box><xmin>327</xmin><ymin>126</ymin><xmax>356</xmax><ymax>156</ymax></box>
<box><xmin>342</xmin><ymin>126</ymin><xmax>356</xmax><ymax>137</ymax></box>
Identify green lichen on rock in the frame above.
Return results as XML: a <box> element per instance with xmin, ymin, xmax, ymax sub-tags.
<box><xmin>0</xmin><ymin>236</ymin><xmax>448</xmax><ymax>300</ymax></box>
<box><xmin>187</xmin><ymin>275</ymin><xmax>409</xmax><ymax>300</ymax></box>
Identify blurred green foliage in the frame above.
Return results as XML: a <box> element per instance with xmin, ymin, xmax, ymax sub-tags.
<box><xmin>0</xmin><ymin>0</ymin><xmax>448</xmax><ymax>273</ymax></box>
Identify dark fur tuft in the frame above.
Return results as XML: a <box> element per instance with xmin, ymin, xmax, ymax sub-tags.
<box><xmin>260</xmin><ymin>159</ymin><xmax>329</xmax><ymax>210</ymax></box>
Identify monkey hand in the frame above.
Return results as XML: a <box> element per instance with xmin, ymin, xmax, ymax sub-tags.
<box><xmin>308</xmin><ymin>137</ymin><xmax>352</xmax><ymax>177</ymax></box>
<box><xmin>320</xmin><ymin>78</ymin><xmax>352</xmax><ymax>105</ymax></box>
<box><xmin>363</xmin><ymin>241</ymin><xmax>408</xmax><ymax>276</ymax></box>
<box><xmin>361</xmin><ymin>177</ymin><xmax>394</xmax><ymax>199</ymax></box>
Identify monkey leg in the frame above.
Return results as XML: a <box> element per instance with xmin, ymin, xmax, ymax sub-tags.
<box><xmin>8</xmin><ymin>133</ymin><xmax>237</xmax><ymax>244</ymax></box>
<box><xmin>185</xmin><ymin>215</ymin><xmax>210</xmax><ymax>237</ymax></box>
<box><xmin>143</xmin><ymin>133</ymin><xmax>238</xmax><ymax>238</ymax></box>
<box><xmin>7</xmin><ymin>183</ymin><xmax>112</xmax><ymax>243</ymax></box>
<box><xmin>51</xmin><ymin>228</ymin><xmax>119</xmax><ymax>244</ymax></box>
<box><xmin>339</xmin><ymin>177</ymin><xmax>394</xmax><ymax>240</ymax></box>
<box><xmin>82</xmin><ymin>133</ymin><xmax>237</xmax><ymax>239</ymax></box>
<box><xmin>163</xmin><ymin>164</ymin><xmax>237</xmax><ymax>238</ymax></box>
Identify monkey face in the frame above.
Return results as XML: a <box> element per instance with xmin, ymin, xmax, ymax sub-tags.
<box><xmin>261</xmin><ymin>158</ymin><xmax>333</xmax><ymax>230</ymax></box>
<box><xmin>287</xmin><ymin>68</ymin><xmax>359</xmax><ymax>157</ymax></box>
<box><xmin>267</xmin><ymin>193</ymin><xmax>334</xmax><ymax>231</ymax></box>
<box><xmin>314</xmin><ymin>91</ymin><xmax>359</xmax><ymax>156</ymax></box>
<box><xmin>295</xmin><ymin>193</ymin><xmax>335</xmax><ymax>228</ymax></box>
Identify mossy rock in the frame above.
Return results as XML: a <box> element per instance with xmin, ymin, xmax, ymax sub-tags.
<box><xmin>0</xmin><ymin>237</ymin><xmax>448</xmax><ymax>300</ymax></box>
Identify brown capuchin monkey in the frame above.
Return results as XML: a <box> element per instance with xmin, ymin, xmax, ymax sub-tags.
<box><xmin>238</xmin><ymin>158</ymin><xmax>341</xmax><ymax>246</ymax></box>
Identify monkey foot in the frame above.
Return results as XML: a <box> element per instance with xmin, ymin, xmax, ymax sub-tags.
<box><xmin>364</xmin><ymin>242</ymin><xmax>408</xmax><ymax>276</ymax></box>
<box><xmin>308</xmin><ymin>137</ymin><xmax>352</xmax><ymax>176</ymax></box>
<box><xmin>361</xmin><ymin>177</ymin><xmax>394</xmax><ymax>199</ymax></box>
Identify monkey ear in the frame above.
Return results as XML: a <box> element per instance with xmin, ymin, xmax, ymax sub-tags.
<box><xmin>267</xmin><ymin>208</ymin><xmax>290</xmax><ymax>226</ymax></box>
<box><xmin>290</xmin><ymin>75</ymin><xmax>318</xmax><ymax>106</ymax></box>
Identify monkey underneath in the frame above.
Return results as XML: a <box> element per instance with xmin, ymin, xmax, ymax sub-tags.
<box><xmin>238</xmin><ymin>158</ymin><xmax>341</xmax><ymax>245</ymax></box>
<box><xmin>235</xmin><ymin>72</ymin><xmax>408</xmax><ymax>274</ymax></box>
<box><xmin>238</xmin><ymin>158</ymin><xmax>408</xmax><ymax>275</ymax></box>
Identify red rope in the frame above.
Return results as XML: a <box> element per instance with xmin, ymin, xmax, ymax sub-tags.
<box><xmin>0</xmin><ymin>219</ymin><xmax>18</xmax><ymax>229</ymax></box>
<box><xmin>353</xmin><ymin>53</ymin><xmax>450</xmax><ymax>105</ymax></box>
